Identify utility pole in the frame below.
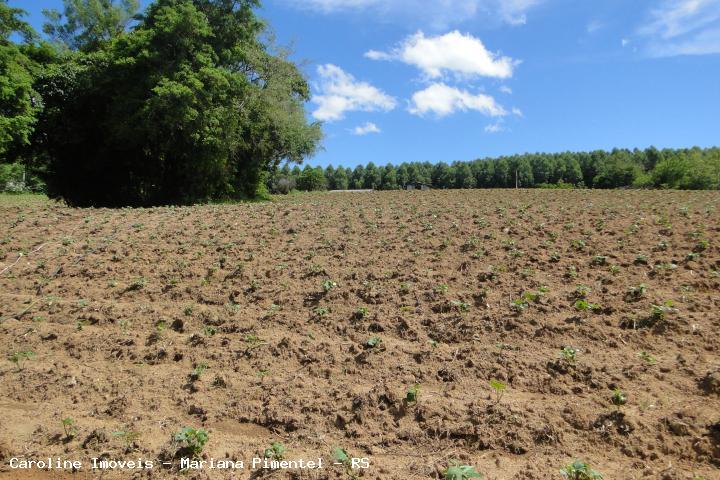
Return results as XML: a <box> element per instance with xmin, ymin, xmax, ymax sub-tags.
<box><xmin>515</xmin><ymin>169</ymin><xmax>519</xmax><ymax>189</ymax></box>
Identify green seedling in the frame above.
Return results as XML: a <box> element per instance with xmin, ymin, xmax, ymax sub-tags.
<box><xmin>650</xmin><ymin>301</ymin><xmax>675</xmax><ymax>322</ymax></box>
<box><xmin>634</xmin><ymin>255</ymin><xmax>648</xmax><ymax>265</ymax></box>
<box><xmin>560</xmin><ymin>346</ymin><xmax>578</xmax><ymax>363</ymax></box>
<box><xmin>365</xmin><ymin>336</ymin><xmax>382</xmax><ymax>348</ymax></box>
<box><xmin>510</xmin><ymin>297</ymin><xmax>528</xmax><ymax>312</ymax></box>
<box><xmin>322</xmin><ymin>279</ymin><xmax>337</xmax><ymax>292</ymax></box>
<box><xmin>637</xmin><ymin>351</ymin><xmax>657</xmax><ymax>365</ymax></box>
<box><xmin>354</xmin><ymin>307</ymin><xmax>368</xmax><ymax>319</ymax></box>
<box><xmin>611</xmin><ymin>388</ymin><xmax>628</xmax><ymax>407</ymax></box>
<box><xmin>489</xmin><ymin>379</ymin><xmax>506</xmax><ymax>403</ymax></box>
<box><xmin>313</xmin><ymin>306</ymin><xmax>330</xmax><ymax>317</ymax></box>
<box><xmin>128</xmin><ymin>277</ymin><xmax>146</xmax><ymax>291</ymax></box>
<box><xmin>626</xmin><ymin>284</ymin><xmax>647</xmax><ymax>300</ymax></box>
<box><xmin>331</xmin><ymin>446</ymin><xmax>351</xmax><ymax>467</ymax></box>
<box><xmin>263</xmin><ymin>442</ymin><xmax>285</xmax><ymax>461</ymax></box>
<box><xmin>191</xmin><ymin>363</ymin><xmax>208</xmax><ymax>378</ymax></box>
<box><xmin>574</xmin><ymin>299</ymin><xmax>600</xmax><ymax>312</ymax></box>
<box><xmin>174</xmin><ymin>428</ymin><xmax>208</xmax><ymax>458</ymax></box>
<box><xmin>244</xmin><ymin>334</ymin><xmax>266</xmax><ymax>349</ymax></box>
<box><xmin>406</xmin><ymin>384</ymin><xmax>420</xmax><ymax>403</ymax></box>
<box><xmin>443</xmin><ymin>460</ymin><xmax>483</xmax><ymax>479</ymax></box>
<box><xmin>202</xmin><ymin>325</ymin><xmax>217</xmax><ymax>337</ymax></box>
<box><xmin>575</xmin><ymin>285</ymin><xmax>591</xmax><ymax>298</ymax></box>
<box><xmin>591</xmin><ymin>255</ymin><xmax>608</xmax><ymax>266</ymax></box>
<box><xmin>450</xmin><ymin>300</ymin><xmax>470</xmax><ymax>312</ymax></box>
<box><xmin>62</xmin><ymin>417</ymin><xmax>78</xmax><ymax>439</ymax></box>
<box><xmin>561</xmin><ymin>459</ymin><xmax>604</xmax><ymax>479</ymax></box>
<box><xmin>112</xmin><ymin>430</ymin><xmax>140</xmax><ymax>448</ymax></box>
<box><xmin>8</xmin><ymin>351</ymin><xmax>34</xmax><ymax>371</ymax></box>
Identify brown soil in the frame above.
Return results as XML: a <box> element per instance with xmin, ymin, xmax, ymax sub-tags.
<box><xmin>1</xmin><ymin>190</ymin><xmax>719</xmax><ymax>479</ymax></box>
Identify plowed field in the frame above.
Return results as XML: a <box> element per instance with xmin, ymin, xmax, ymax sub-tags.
<box><xmin>1</xmin><ymin>190</ymin><xmax>719</xmax><ymax>479</ymax></box>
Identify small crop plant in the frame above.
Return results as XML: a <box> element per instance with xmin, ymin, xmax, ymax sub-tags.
<box><xmin>611</xmin><ymin>388</ymin><xmax>628</xmax><ymax>407</ymax></box>
<box><xmin>62</xmin><ymin>417</ymin><xmax>78</xmax><ymax>439</ymax></box>
<box><xmin>637</xmin><ymin>351</ymin><xmax>656</xmax><ymax>365</ymax></box>
<box><xmin>574</xmin><ymin>285</ymin><xmax>591</xmax><ymax>298</ymax></box>
<box><xmin>322</xmin><ymin>279</ymin><xmax>337</xmax><ymax>292</ymax></box>
<box><xmin>263</xmin><ymin>442</ymin><xmax>285</xmax><ymax>460</ymax></box>
<box><xmin>128</xmin><ymin>277</ymin><xmax>146</xmax><ymax>291</ymax></box>
<box><xmin>650</xmin><ymin>301</ymin><xmax>675</xmax><ymax>322</ymax></box>
<box><xmin>560</xmin><ymin>346</ymin><xmax>577</xmax><ymax>363</ymax></box>
<box><xmin>450</xmin><ymin>300</ymin><xmax>470</xmax><ymax>312</ymax></box>
<box><xmin>626</xmin><ymin>284</ymin><xmax>647</xmax><ymax>300</ymax></box>
<box><xmin>489</xmin><ymin>379</ymin><xmax>506</xmax><ymax>404</ymax></box>
<box><xmin>560</xmin><ymin>460</ymin><xmax>603</xmax><ymax>479</ymax></box>
<box><xmin>112</xmin><ymin>430</ymin><xmax>140</xmax><ymax>448</ymax></box>
<box><xmin>365</xmin><ymin>336</ymin><xmax>382</xmax><ymax>348</ymax></box>
<box><xmin>406</xmin><ymin>384</ymin><xmax>420</xmax><ymax>403</ymax></box>
<box><xmin>574</xmin><ymin>299</ymin><xmax>600</xmax><ymax>312</ymax></box>
<box><xmin>443</xmin><ymin>460</ymin><xmax>483</xmax><ymax>479</ymax></box>
<box><xmin>174</xmin><ymin>428</ymin><xmax>208</xmax><ymax>458</ymax></box>
<box><xmin>8</xmin><ymin>351</ymin><xmax>34</xmax><ymax>371</ymax></box>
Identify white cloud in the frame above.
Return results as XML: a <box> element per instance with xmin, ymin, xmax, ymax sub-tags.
<box><xmin>637</xmin><ymin>0</ymin><xmax>720</xmax><ymax>56</ymax></box>
<box><xmin>484</xmin><ymin>121</ymin><xmax>506</xmax><ymax>133</ymax></box>
<box><xmin>351</xmin><ymin>122</ymin><xmax>381</xmax><ymax>135</ymax></box>
<box><xmin>312</xmin><ymin>64</ymin><xmax>397</xmax><ymax>122</ymax></box>
<box><xmin>499</xmin><ymin>85</ymin><xmax>513</xmax><ymax>94</ymax></box>
<box><xmin>366</xmin><ymin>31</ymin><xmax>517</xmax><ymax>80</ymax></box>
<box><xmin>409</xmin><ymin>83</ymin><xmax>507</xmax><ymax>118</ymax></box>
<box><xmin>511</xmin><ymin>107</ymin><xmax>524</xmax><ymax>117</ymax></box>
<box><xmin>586</xmin><ymin>20</ymin><xmax>604</xmax><ymax>34</ymax></box>
<box><xmin>282</xmin><ymin>0</ymin><xmax>543</xmax><ymax>27</ymax></box>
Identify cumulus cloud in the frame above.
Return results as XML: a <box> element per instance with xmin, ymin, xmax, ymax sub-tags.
<box><xmin>311</xmin><ymin>64</ymin><xmax>397</xmax><ymax>122</ymax></box>
<box><xmin>499</xmin><ymin>85</ymin><xmax>513</xmax><ymax>94</ymax></box>
<box><xmin>366</xmin><ymin>31</ymin><xmax>517</xmax><ymax>80</ymax></box>
<box><xmin>408</xmin><ymin>83</ymin><xmax>507</xmax><ymax>118</ymax></box>
<box><xmin>351</xmin><ymin>122</ymin><xmax>382</xmax><ymax>135</ymax></box>
<box><xmin>637</xmin><ymin>0</ymin><xmax>720</xmax><ymax>56</ymax></box>
<box><xmin>282</xmin><ymin>0</ymin><xmax>543</xmax><ymax>27</ymax></box>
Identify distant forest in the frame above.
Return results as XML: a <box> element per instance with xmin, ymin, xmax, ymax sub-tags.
<box><xmin>268</xmin><ymin>146</ymin><xmax>720</xmax><ymax>193</ymax></box>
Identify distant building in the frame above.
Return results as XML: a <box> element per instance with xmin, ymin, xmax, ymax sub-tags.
<box><xmin>405</xmin><ymin>182</ymin><xmax>431</xmax><ymax>191</ymax></box>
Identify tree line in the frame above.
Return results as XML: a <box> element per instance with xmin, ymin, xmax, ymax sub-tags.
<box><xmin>0</xmin><ymin>0</ymin><xmax>321</xmax><ymax>206</ymax></box>
<box><xmin>1</xmin><ymin>1</ymin><xmax>718</xmax><ymax>204</ymax></box>
<box><xmin>268</xmin><ymin>147</ymin><xmax>720</xmax><ymax>193</ymax></box>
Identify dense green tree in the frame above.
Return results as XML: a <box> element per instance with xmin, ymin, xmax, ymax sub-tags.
<box><xmin>454</xmin><ymin>162</ymin><xmax>475</xmax><ymax>189</ymax></box>
<box><xmin>431</xmin><ymin>162</ymin><xmax>453</xmax><ymax>188</ymax></box>
<box><xmin>296</xmin><ymin>164</ymin><xmax>325</xmax><ymax>191</ymax></box>
<box><xmin>43</xmin><ymin>0</ymin><xmax>140</xmax><ymax>52</ymax></box>
<box><xmin>324</xmin><ymin>165</ymin><xmax>335</xmax><ymax>189</ymax></box>
<box><xmin>363</xmin><ymin>162</ymin><xmax>381</xmax><ymax>190</ymax></box>
<box><xmin>37</xmin><ymin>0</ymin><xmax>321</xmax><ymax>206</ymax></box>
<box><xmin>593</xmin><ymin>149</ymin><xmax>642</xmax><ymax>188</ymax></box>
<box><xmin>380</xmin><ymin>164</ymin><xmax>399</xmax><ymax>190</ymax></box>
<box><xmin>0</xmin><ymin>2</ymin><xmax>41</xmax><ymax>160</ymax></box>
<box><xmin>351</xmin><ymin>164</ymin><xmax>365</xmax><ymax>189</ymax></box>
<box><xmin>331</xmin><ymin>166</ymin><xmax>349</xmax><ymax>190</ymax></box>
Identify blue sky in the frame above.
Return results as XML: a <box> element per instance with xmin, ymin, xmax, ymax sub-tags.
<box><xmin>11</xmin><ymin>0</ymin><xmax>720</xmax><ymax>168</ymax></box>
